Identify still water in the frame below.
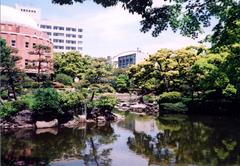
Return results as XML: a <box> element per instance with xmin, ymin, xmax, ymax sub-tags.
<box><xmin>1</xmin><ymin>114</ymin><xmax>240</xmax><ymax>166</ymax></box>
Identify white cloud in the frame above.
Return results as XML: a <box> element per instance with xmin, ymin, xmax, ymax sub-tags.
<box><xmin>81</xmin><ymin>5</ymin><xmax>141</xmax><ymax>41</ymax></box>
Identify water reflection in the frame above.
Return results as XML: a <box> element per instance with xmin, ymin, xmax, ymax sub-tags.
<box><xmin>1</xmin><ymin>115</ymin><xmax>240</xmax><ymax>166</ymax></box>
<box><xmin>1</xmin><ymin>123</ymin><xmax>117</xmax><ymax>166</ymax></box>
<box><xmin>122</xmin><ymin>115</ymin><xmax>240</xmax><ymax>166</ymax></box>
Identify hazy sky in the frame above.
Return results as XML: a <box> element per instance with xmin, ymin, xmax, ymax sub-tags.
<box><xmin>2</xmin><ymin>0</ymin><xmax>212</xmax><ymax>57</ymax></box>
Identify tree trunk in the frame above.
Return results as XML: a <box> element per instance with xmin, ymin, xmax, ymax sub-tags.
<box><xmin>37</xmin><ymin>52</ymin><xmax>41</xmax><ymax>82</ymax></box>
<box><xmin>8</xmin><ymin>72</ymin><xmax>17</xmax><ymax>100</ymax></box>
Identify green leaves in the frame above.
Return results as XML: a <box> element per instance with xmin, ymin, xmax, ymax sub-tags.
<box><xmin>32</xmin><ymin>88</ymin><xmax>62</xmax><ymax>118</ymax></box>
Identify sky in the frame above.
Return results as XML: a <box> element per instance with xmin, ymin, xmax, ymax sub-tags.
<box><xmin>2</xmin><ymin>0</ymin><xmax>212</xmax><ymax>58</ymax></box>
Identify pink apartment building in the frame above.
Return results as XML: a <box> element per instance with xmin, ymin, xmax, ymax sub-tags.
<box><xmin>0</xmin><ymin>5</ymin><xmax>53</xmax><ymax>74</ymax></box>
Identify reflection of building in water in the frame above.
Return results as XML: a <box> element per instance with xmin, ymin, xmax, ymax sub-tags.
<box><xmin>134</xmin><ymin>119</ymin><xmax>162</xmax><ymax>136</ymax></box>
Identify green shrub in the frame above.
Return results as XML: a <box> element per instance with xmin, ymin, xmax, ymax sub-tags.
<box><xmin>92</xmin><ymin>95</ymin><xmax>118</xmax><ymax>110</ymax></box>
<box><xmin>158</xmin><ymin>91</ymin><xmax>182</xmax><ymax>103</ymax></box>
<box><xmin>143</xmin><ymin>94</ymin><xmax>157</xmax><ymax>103</ymax></box>
<box><xmin>223</xmin><ymin>84</ymin><xmax>237</xmax><ymax>97</ymax></box>
<box><xmin>0</xmin><ymin>102</ymin><xmax>18</xmax><ymax>118</ymax></box>
<box><xmin>0</xmin><ymin>90</ymin><xmax>8</xmax><ymax>99</ymax></box>
<box><xmin>32</xmin><ymin>88</ymin><xmax>62</xmax><ymax>118</ymax></box>
<box><xmin>59</xmin><ymin>91</ymin><xmax>85</xmax><ymax>111</ymax></box>
<box><xmin>12</xmin><ymin>100</ymin><xmax>28</xmax><ymax>111</ymax></box>
<box><xmin>20</xmin><ymin>94</ymin><xmax>36</xmax><ymax>110</ymax></box>
<box><xmin>55</xmin><ymin>73</ymin><xmax>73</xmax><ymax>85</ymax></box>
<box><xmin>22</xmin><ymin>76</ymin><xmax>40</xmax><ymax>88</ymax></box>
<box><xmin>89</xmin><ymin>83</ymin><xmax>115</xmax><ymax>93</ymax></box>
<box><xmin>113</xmin><ymin>74</ymin><xmax>129</xmax><ymax>92</ymax></box>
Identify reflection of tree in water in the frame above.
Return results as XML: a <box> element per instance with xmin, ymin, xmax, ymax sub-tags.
<box><xmin>81</xmin><ymin>123</ymin><xmax>118</xmax><ymax>166</ymax></box>
<box><xmin>1</xmin><ymin>123</ymin><xmax>118</xmax><ymax>166</ymax></box>
<box><xmin>127</xmin><ymin>116</ymin><xmax>240</xmax><ymax>165</ymax></box>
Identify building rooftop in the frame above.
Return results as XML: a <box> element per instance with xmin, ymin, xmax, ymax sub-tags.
<box><xmin>1</xmin><ymin>5</ymin><xmax>38</xmax><ymax>29</ymax></box>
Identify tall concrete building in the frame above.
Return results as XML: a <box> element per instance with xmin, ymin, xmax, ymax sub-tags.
<box><xmin>15</xmin><ymin>4</ymin><xmax>83</xmax><ymax>53</ymax></box>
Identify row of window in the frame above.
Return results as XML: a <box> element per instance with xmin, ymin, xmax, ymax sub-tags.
<box><xmin>52</xmin><ymin>39</ymin><xmax>82</xmax><ymax>44</ymax></box>
<box><xmin>44</xmin><ymin>32</ymin><xmax>83</xmax><ymax>38</ymax></box>
<box><xmin>25</xmin><ymin>60</ymin><xmax>48</xmax><ymax>67</ymax></box>
<box><xmin>40</xmin><ymin>25</ymin><xmax>51</xmax><ymax>29</ymax></box>
<box><xmin>40</xmin><ymin>24</ymin><xmax>83</xmax><ymax>32</ymax></box>
<box><xmin>66</xmin><ymin>40</ymin><xmax>76</xmax><ymax>44</ymax></box>
<box><xmin>53</xmin><ymin>26</ymin><xmax>64</xmax><ymax>30</ymax></box>
<box><xmin>54</xmin><ymin>45</ymin><xmax>82</xmax><ymax>50</ymax></box>
<box><xmin>118</xmin><ymin>55</ymin><xmax>136</xmax><ymax>68</ymax></box>
<box><xmin>53</xmin><ymin>39</ymin><xmax>64</xmax><ymax>43</ymax></box>
<box><xmin>11</xmin><ymin>40</ymin><xmax>36</xmax><ymax>48</ymax></box>
<box><xmin>21</xmin><ymin>9</ymin><xmax>36</xmax><ymax>13</ymax></box>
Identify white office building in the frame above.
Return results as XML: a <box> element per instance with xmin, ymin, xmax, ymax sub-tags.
<box><xmin>15</xmin><ymin>4</ymin><xmax>83</xmax><ymax>53</ymax></box>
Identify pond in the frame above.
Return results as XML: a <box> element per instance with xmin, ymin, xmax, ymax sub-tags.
<box><xmin>1</xmin><ymin>114</ymin><xmax>240</xmax><ymax>166</ymax></box>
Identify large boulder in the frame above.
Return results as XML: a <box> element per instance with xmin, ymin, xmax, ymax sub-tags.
<box><xmin>13</xmin><ymin>110</ymin><xmax>34</xmax><ymax>125</ymax></box>
<box><xmin>35</xmin><ymin>119</ymin><xmax>58</xmax><ymax>128</ymax></box>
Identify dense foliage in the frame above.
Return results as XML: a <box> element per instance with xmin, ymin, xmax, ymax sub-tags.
<box><xmin>52</xmin><ymin>0</ymin><xmax>240</xmax><ymax>41</ymax></box>
<box><xmin>55</xmin><ymin>73</ymin><xmax>73</xmax><ymax>85</ymax></box>
<box><xmin>32</xmin><ymin>88</ymin><xmax>62</xmax><ymax>119</ymax></box>
<box><xmin>129</xmin><ymin>45</ymin><xmax>240</xmax><ymax>113</ymax></box>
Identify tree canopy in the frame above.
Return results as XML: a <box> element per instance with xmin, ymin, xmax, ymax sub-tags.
<box><xmin>52</xmin><ymin>0</ymin><xmax>240</xmax><ymax>40</ymax></box>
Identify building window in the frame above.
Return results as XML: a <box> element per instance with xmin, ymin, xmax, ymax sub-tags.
<box><xmin>72</xmin><ymin>28</ymin><xmax>76</xmax><ymax>32</ymax></box>
<box><xmin>54</xmin><ymin>46</ymin><xmax>64</xmax><ymax>49</ymax></box>
<box><xmin>11</xmin><ymin>40</ymin><xmax>16</xmax><ymax>47</ymax></box>
<box><xmin>33</xmin><ymin>43</ymin><xmax>36</xmax><ymax>48</ymax></box>
<box><xmin>78</xmin><ymin>35</ymin><xmax>82</xmax><ymax>38</ymax></box>
<box><xmin>66</xmin><ymin>40</ymin><xmax>76</xmax><ymax>44</ymax></box>
<box><xmin>66</xmin><ymin>27</ymin><xmax>71</xmax><ymax>31</ymax></box>
<box><xmin>53</xmin><ymin>32</ymin><xmax>64</xmax><ymax>36</ymax></box>
<box><xmin>78</xmin><ymin>41</ymin><xmax>83</xmax><ymax>44</ymax></box>
<box><xmin>53</xmin><ymin>26</ymin><xmax>64</xmax><ymax>30</ymax></box>
<box><xmin>66</xmin><ymin>34</ymin><xmax>76</xmax><ymax>38</ymax></box>
<box><xmin>53</xmin><ymin>39</ymin><xmax>64</xmax><ymax>43</ymax></box>
<box><xmin>40</xmin><ymin>25</ymin><xmax>52</xmax><ymax>29</ymax></box>
<box><xmin>78</xmin><ymin>47</ymin><xmax>82</xmax><ymax>50</ymax></box>
<box><xmin>66</xmin><ymin>46</ymin><xmax>76</xmax><ymax>50</ymax></box>
<box><xmin>25</xmin><ymin>42</ymin><xmax>29</xmax><ymax>48</ymax></box>
<box><xmin>78</xmin><ymin>28</ymin><xmax>83</xmax><ymax>32</ymax></box>
<box><xmin>25</xmin><ymin>60</ymin><xmax>29</xmax><ymax>66</ymax></box>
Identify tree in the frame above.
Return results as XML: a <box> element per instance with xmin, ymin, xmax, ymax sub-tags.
<box><xmin>129</xmin><ymin>47</ymin><xmax>201</xmax><ymax>94</ymax></box>
<box><xmin>54</xmin><ymin>52</ymin><xmax>92</xmax><ymax>78</ymax></box>
<box><xmin>29</xmin><ymin>44</ymin><xmax>52</xmax><ymax>82</ymax></box>
<box><xmin>52</xmin><ymin>0</ymin><xmax>239</xmax><ymax>39</ymax></box>
<box><xmin>0</xmin><ymin>38</ymin><xmax>24</xmax><ymax>100</ymax></box>
<box><xmin>114</xmin><ymin>74</ymin><xmax>129</xmax><ymax>92</ymax></box>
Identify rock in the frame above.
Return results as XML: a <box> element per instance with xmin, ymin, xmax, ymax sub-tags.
<box><xmin>76</xmin><ymin>115</ymin><xmax>86</xmax><ymax>123</ymax></box>
<box><xmin>86</xmin><ymin>119</ymin><xmax>95</xmax><ymax>123</ymax></box>
<box><xmin>14</xmin><ymin>110</ymin><xmax>33</xmax><ymax>125</ymax></box>
<box><xmin>18</xmin><ymin>124</ymin><xmax>34</xmax><ymax>128</ymax></box>
<box><xmin>35</xmin><ymin>119</ymin><xmax>58</xmax><ymax>128</ymax></box>
<box><xmin>63</xmin><ymin>115</ymin><xmax>87</xmax><ymax>128</ymax></box>
<box><xmin>130</xmin><ymin>103</ymin><xmax>147</xmax><ymax>109</ymax></box>
<box><xmin>112</xmin><ymin>113</ymin><xmax>124</xmax><ymax>121</ymax></box>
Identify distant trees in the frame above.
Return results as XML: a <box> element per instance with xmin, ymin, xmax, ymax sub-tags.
<box><xmin>54</xmin><ymin>52</ymin><xmax>115</xmax><ymax>92</ymax></box>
